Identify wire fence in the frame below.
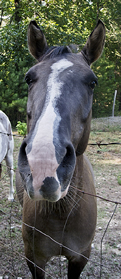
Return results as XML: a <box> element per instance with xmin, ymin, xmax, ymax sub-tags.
<box><xmin>0</xmin><ymin>128</ymin><xmax>121</xmax><ymax>278</ymax></box>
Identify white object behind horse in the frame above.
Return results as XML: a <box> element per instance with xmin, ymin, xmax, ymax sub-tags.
<box><xmin>0</xmin><ymin>110</ymin><xmax>14</xmax><ymax>200</ymax></box>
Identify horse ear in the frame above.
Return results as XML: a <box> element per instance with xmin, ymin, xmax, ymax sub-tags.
<box><xmin>27</xmin><ymin>21</ymin><xmax>48</xmax><ymax>60</ymax></box>
<box><xmin>82</xmin><ymin>20</ymin><xmax>105</xmax><ymax>65</ymax></box>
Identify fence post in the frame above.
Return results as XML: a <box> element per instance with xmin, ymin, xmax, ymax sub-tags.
<box><xmin>112</xmin><ymin>90</ymin><xmax>117</xmax><ymax>117</ymax></box>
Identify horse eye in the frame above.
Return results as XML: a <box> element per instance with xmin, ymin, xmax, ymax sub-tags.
<box><xmin>89</xmin><ymin>80</ymin><xmax>97</xmax><ymax>90</ymax></box>
<box><xmin>25</xmin><ymin>75</ymin><xmax>33</xmax><ymax>86</ymax></box>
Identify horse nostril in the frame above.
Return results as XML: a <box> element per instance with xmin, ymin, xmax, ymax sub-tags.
<box><xmin>18</xmin><ymin>141</ymin><xmax>27</xmax><ymax>166</ymax></box>
<box><xmin>18</xmin><ymin>140</ymin><xmax>31</xmax><ymax>179</ymax></box>
<box><xmin>57</xmin><ymin>144</ymin><xmax>76</xmax><ymax>189</ymax></box>
<box><xmin>63</xmin><ymin>144</ymin><xmax>76</xmax><ymax>168</ymax></box>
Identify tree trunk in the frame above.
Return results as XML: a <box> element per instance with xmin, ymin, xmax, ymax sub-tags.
<box><xmin>15</xmin><ymin>0</ymin><xmax>21</xmax><ymax>23</ymax></box>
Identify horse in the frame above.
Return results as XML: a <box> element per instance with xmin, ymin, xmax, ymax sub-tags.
<box><xmin>16</xmin><ymin>19</ymin><xmax>105</xmax><ymax>279</ymax></box>
<box><xmin>0</xmin><ymin>110</ymin><xmax>14</xmax><ymax>200</ymax></box>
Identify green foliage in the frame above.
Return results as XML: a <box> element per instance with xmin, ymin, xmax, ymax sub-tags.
<box><xmin>0</xmin><ymin>0</ymin><xmax>121</xmax><ymax>125</ymax></box>
<box><xmin>16</xmin><ymin>121</ymin><xmax>27</xmax><ymax>136</ymax></box>
<box><xmin>92</xmin><ymin>53</ymin><xmax>119</xmax><ymax>117</ymax></box>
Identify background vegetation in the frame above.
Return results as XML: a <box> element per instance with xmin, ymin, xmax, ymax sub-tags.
<box><xmin>0</xmin><ymin>0</ymin><xmax>121</xmax><ymax>126</ymax></box>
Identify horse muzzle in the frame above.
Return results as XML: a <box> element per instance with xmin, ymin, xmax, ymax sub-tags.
<box><xmin>18</xmin><ymin>139</ymin><xmax>76</xmax><ymax>202</ymax></box>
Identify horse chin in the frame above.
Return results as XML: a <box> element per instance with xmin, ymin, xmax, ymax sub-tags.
<box><xmin>60</xmin><ymin>184</ymin><xmax>70</xmax><ymax>199</ymax></box>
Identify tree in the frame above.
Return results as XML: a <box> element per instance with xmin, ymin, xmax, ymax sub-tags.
<box><xmin>91</xmin><ymin>0</ymin><xmax>121</xmax><ymax>117</ymax></box>
<box><xmin>0</xmin><ymin>0</ymin><xmax>121</xmax><ymax>126</ymax></box>
<box><xmin>0</xmin><ymin>0</ymin><xmax>35</xmax><ymax>126</ymax></box>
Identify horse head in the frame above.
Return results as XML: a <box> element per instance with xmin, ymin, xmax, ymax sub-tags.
<box><xmin>18</xmin><ymin>20</ymin><xmax>105</xmax><ymax>203</ymax></box>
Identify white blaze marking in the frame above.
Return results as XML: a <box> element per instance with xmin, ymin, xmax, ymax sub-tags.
<box><xmin>27</xmin><ymin>58</ymin><xmax>73</xmax><ymax>193</ymax></box>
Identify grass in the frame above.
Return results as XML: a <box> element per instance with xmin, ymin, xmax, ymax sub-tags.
<box><xmin>91</xmin><ymin>116</ymin><xmax>121</xmax><ymax>132</ymax></box>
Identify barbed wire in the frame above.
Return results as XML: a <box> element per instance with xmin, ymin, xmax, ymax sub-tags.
<box><xmin>0</xmin><ymin>131</ymin><xmax>24</xmax><ymax>138</ymax></box>
<box><xmin>89</xmin><ymin>142</ymin><xmax>121</xmax><ymax>147</ymax></box>
<box><xmin>70</xmin><ymin>186</ymin><xmax>121</xmax><ymax>205</ymax></box>
<box><xmin>0</xmin><ymin>130</ymin><xmax>121</xmax><ymax>146</ymax></box>
<box><xmin>100</xmin><ymin>203</ymin><xmax>118</xmax><ymax>278</ymax></box>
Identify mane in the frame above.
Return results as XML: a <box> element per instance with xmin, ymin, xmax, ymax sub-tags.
<box><xmin>41</xmin><ymin>45</ymin><xmax>72</xmax><ymax>61</ymax></box>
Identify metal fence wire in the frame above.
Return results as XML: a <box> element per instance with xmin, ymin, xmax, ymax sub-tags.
<box><xmin>0</xmin><ymin>129</ymin><xmax>121</xmax><ymax>279</ymax></box>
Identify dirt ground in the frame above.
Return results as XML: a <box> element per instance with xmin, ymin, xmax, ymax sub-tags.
<box><xmin>0</xmin><ymin>117</ymin><xmax>121</xmax><ymax>278</ymax></box>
